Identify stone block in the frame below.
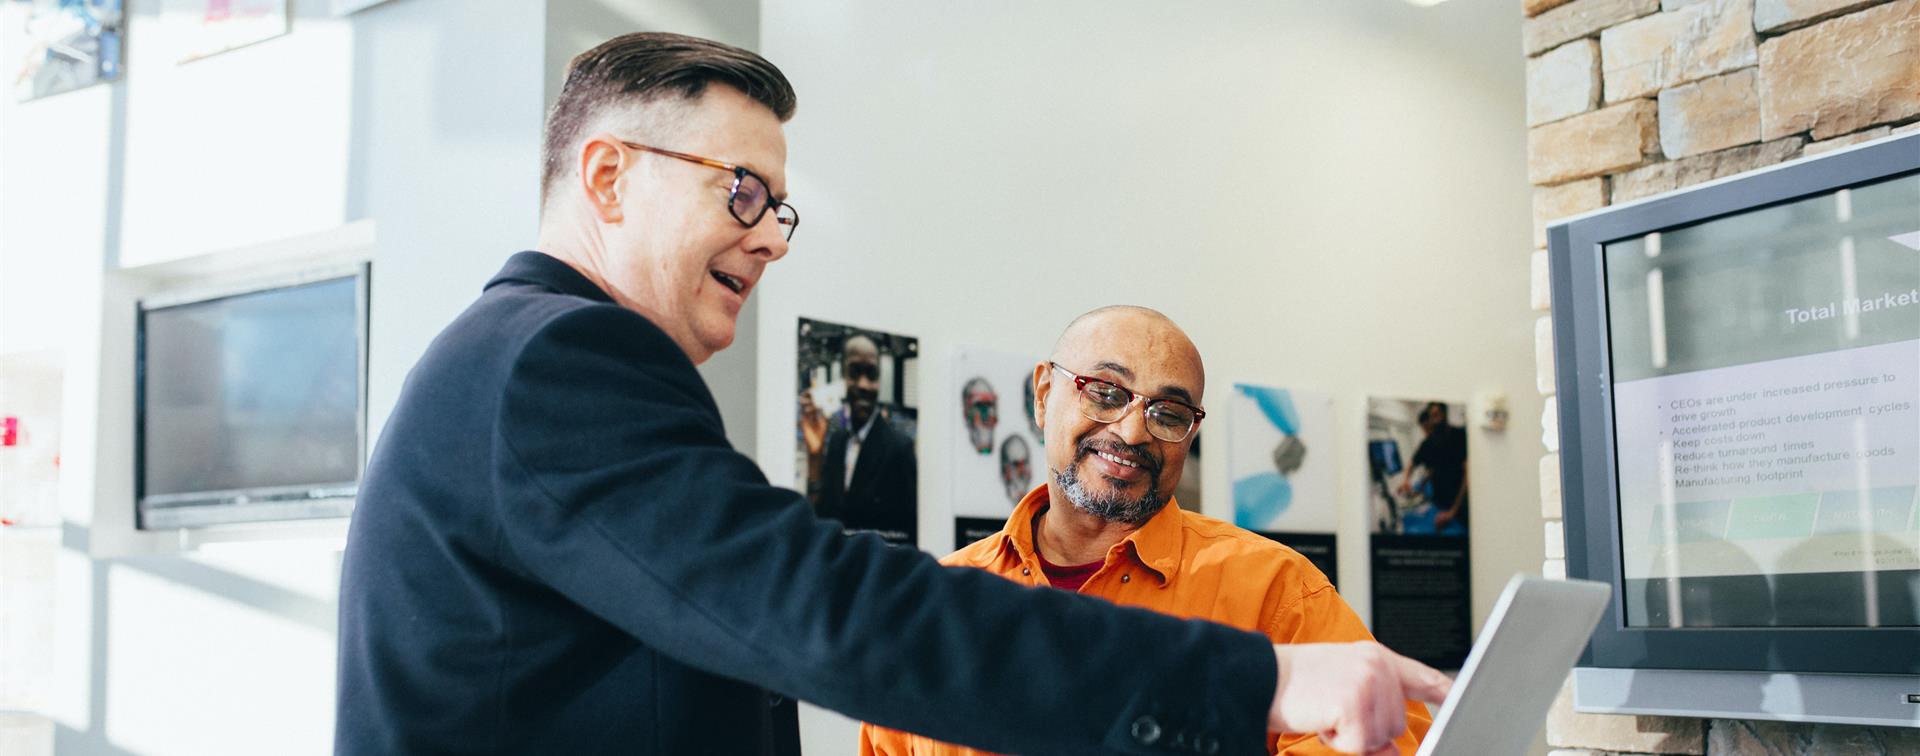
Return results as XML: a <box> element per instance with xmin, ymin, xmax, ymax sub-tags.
<box><xmin>1708</xmin><ymin>718</ymin><xmax>1920</xmax><ymax>754</ymax></box>
<box><xmin>1609</xmin><ymin>136</ymin><xmax>1805</xmax><ymax>202</ymax></box>
<box><xmin>1544</xmin><ymin>558</ymin><xmax>1568</xmax><ymax>580</ymax></box>
<box><xmin>1528</xmin><ymin>0</ymin><xmax>1578</xmax><ymax>16</ymax></box>
<box><xmin>1659</xmin><ymin>68</ymin><xmax>1761</xmax><ymax>158</ymax></box>
<box><xmin>1532</xmin><ymin>250</ymin><xmax>1553</xmax><ymax>312</ymax></box>
<box><xmin>1545</xmin><ymin>519</ymin><xmax>1567</xmax><ymax>559</ymax></box>
<box><xmin>1755</xmin><ymin>0</ymin><xmax>1883</xmax><ymax>33</ymax></box>
<box><xmin>1543</xmin><ymin>396</ymin><xmax>1561</xmax><ymax>452</ymax></box>
<box><xmin>1600</xmin><ymin>0</ymin><xmax>1756</xmax><ymax>103</ymax></box>
<box><xmin>1528</xmin><ymin>99</ymin><xmax>1660</xmax><ymax>185</ymax></box>
<box><xmin>1541</xmin><ymin>453</ymin><xmax>1563</xmax><ymax>518</ymax></box>
<box><xmin>1759</xmin><ymin>0</ymin><xmax>1920</xmax><ymax>141</ymax></box>
<box><xmin>1530</xmin><ymin>39</ymin><xmax>1602</xmax><ymax>126</ymax></box>
<box><xmin>1804</xmin><ymin>125</ymin><xmax>1895</xmax><ymax>155</ymax></box>
<box><xmin>1525</xmin><ymin>0</ymin><xmax>1661</xmax><ymax>56</ymax></box>
<box><xmin>1546</xmin><ymin>678</ymin><xmax>1707</xmax><ymax>754</ymax></box>
<box><xmin>1536</xmin><ymin>316</ymin><xmax>1558</xmax><ymax>395</ymax></box>
<box><xmin>1533</xmin><ymin>177</ymin><xmax>1607</xmax><ymax>247</ymax></box>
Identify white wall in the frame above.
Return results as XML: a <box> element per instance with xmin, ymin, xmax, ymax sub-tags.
<box><xmin>2</xmin><ymin>1</ymin><xmax>549</xmax><ymax>754</ymax></box>
<box><xmin>4</xmin><ymin>1</ymin><xmax>1540</xmax><ymax>753</ymax></box>
<box><xmin>756</xmin><ymin>1</ymin><xmax>1539</xmax><ymax>751</ymax></box>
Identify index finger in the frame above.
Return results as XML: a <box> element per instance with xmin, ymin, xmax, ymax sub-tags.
<box><xmin>1392</xmin><ymin>655</ymin><xmax>1454</xmax><ymax>704</ymax></box>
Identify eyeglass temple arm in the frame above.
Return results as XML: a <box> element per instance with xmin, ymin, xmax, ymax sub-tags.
<box><xmin>620</xmin><ymin>141</ymin><xmax>740</xmax><ymax>173</ymax></box>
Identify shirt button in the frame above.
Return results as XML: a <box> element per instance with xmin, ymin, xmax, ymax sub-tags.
<box><xmin>1021</xmin><ymin>567</ymin><xmax>1031</xmax><ymax>576</ymax></box>
<box><xmin>1130</xmin><ymin>716</ymin><xmax>1162</xmax><ymax>745</ymax></box>
<box><xmin>1121</xmin><ymin>574</ymin><xmax>1131</xmax><ymax>583</ymax></box>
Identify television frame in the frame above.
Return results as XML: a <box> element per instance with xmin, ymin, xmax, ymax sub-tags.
<box><xmin>1547</xmin><ymin>132</ymin><xmax>1920</xmax><ymax>728</ymax></box>
<box><xmin>135</xmin><ymin>262</ymin><xmax>371</xmax><ymax>530</ymax></box>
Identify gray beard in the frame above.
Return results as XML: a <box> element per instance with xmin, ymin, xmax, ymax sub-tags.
<box><xmin>1055</xmin><ymin>454</ymin><xmax>1166</xmax><ymax>526</ymax></box>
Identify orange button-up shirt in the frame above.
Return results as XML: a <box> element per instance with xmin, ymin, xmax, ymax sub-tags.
<box><xmin>859</xmin><ymin>485</ymin><xmax>1432</xmax><ymax>756</ymax></box>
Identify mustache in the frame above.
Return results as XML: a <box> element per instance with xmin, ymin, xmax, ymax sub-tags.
<box><xmin>1075</xmin><ymin>435</ymin><xmax>1160</xmax><ymax>476</ymax></box>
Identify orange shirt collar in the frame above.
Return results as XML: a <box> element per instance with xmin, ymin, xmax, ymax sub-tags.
<box><xmin>996</xmin><ymin>483</ymin><xmax>1184</xmax><ymax>586</ymax></box>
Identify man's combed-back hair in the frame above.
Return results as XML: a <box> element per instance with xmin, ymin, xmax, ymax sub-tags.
<box><xmin>540</xmin><ymin>32</ymin><xmax>796</xmax><ymax>206</ymax></box>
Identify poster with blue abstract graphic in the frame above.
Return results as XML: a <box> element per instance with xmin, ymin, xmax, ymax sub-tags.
<box><xmin>1230</xmin><ymin>384</ymin><xmax>1338</xmax><ymax>584</ymax></box>
<box><xmin>1230</xmin><ymin>384</ymin><xmax>1336</xmax><ymax>533</ymax></box>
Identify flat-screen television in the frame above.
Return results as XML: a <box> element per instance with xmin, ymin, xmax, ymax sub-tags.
<box><xmin>136</xmin><ymin>264</ymin><xmax>369</xmax><ymax>530</ymax></box>
<box><xmin>1548</xmin><ymin>132</ymin><xmax>1919</xmax><ymax>728</ymax></box>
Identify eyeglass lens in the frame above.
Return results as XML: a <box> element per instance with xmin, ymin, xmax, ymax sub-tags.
<box><xmin>727</xmin><ymin>171</ymin><xmax>798</xmax><ymax>241</ymax></box>
<box><xmin>1077</xmin><ymin>379</ymin><xmax>1196</xmax><ymax>442</ymax></box>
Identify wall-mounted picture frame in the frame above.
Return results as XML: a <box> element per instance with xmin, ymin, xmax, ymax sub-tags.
<box><xmin>330</xmin><ymin>0</ymin><xmax>396</xmax><ymax>15</ymax></box>
<box><xmin>8</xmin><ymin>0</ymin><xmax>125</xmax><ymax>102</ymax></box>
<box><xmin>166</xmin><ymin>0</ymin><xmax>288</xmax><ymax>63</ymax></box>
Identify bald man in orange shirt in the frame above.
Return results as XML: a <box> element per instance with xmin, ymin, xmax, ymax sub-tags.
<box><xmin>861</xmin><ymin>306</ymin><xmax>1432</xmax><ymax>756</ymax></box>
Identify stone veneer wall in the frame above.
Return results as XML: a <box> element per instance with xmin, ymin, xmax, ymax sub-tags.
<box><xmin>1522</xmin><ymin>0</ymin><xmax>1920</xmax><ymax>753</ymax></box>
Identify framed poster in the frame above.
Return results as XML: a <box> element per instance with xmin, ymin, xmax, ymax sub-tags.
<box><xmin>796</xmin><ymin>318</ymin><xmax>920</xmax><ymax>546</ymax></box>
<box><xmin>1230</xmin><ymin>384</ymin><xmax>1339</xmax><ymax>583</ymax></box>
<box><xmin>1367</xmin><ymin>396</ymin><xmax>1472</xmax><ymax>669</ymax></box>
<box><xmin>167</xmin><ymin>0</ymin><xmax>288</xmax><ymax>63</ymax></box>
<box><xmin>9</xmin><ymin>0</ymin><xmax>124</xmax><ymax>102</ymax></box>
<box><xmin>330</xmin><ymin>0</ymin><xmax>396</xmax><ymax>15</ymax></box>
<box><xmin>951</xmin><ymin>347</ymin><xmax>1043</xmax><ymax>550</ymax></box>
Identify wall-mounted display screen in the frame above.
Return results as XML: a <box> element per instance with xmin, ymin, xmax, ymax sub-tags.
<box><xmin>138</xmin><ymin>267</ymin><xmax>367</xmax><ymax>529</ymax></box>
<box><xmin>1602</xmin><ymin>174</ymin><xmax>1920</xmax><ymax>630</ymax></box>
<box><xmin>1550</xmin><ymin>133</ymin><xmax>1919</xmax><ymax>727</ymax></box>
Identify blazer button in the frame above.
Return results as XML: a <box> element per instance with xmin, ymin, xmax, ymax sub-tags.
<box><xmin>1130</xmin><ymin>715</ymin><xmax>1162</xmax><ymax>745</ymax></box>
<box><xmin>1199</xmin><ymin>734</ymin><xmax>1220</xmax><ymax>754</ymax></box>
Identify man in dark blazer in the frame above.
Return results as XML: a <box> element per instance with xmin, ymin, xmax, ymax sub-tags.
<box><xmin>809</xmin><ymin>335</ymin><xmax>918</xmax><ymax>543</ymax></box>
<box><xmin>335</xmin><ymin>31</ymin><xmax>1449</xmax><ymax>756</ymax></box>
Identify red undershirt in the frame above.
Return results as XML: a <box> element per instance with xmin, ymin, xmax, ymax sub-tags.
<box><xmin>1036</xmin><ymin>551</ymin><xmax>1103</xmax><ymax>592</ymax></box>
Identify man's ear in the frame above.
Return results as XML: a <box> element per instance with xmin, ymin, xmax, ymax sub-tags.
<box><xmin>1030</xmin><ymin>361</ymin><xmax>1051</xmax><ymax>431</ymax></box>
<box><xmin>577</xmin><ymin>135</ymin><xmax>627</xmax><ymax>224</ymax></box>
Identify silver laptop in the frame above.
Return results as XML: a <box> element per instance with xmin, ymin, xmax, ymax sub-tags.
<box><xmin>1415</xmin><ymin>575</ymin><xmax>1611</xmax><ymax>756</ymax></box>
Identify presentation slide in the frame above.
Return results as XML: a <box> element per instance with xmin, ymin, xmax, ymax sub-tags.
<box><xmin>1613</xmin><ymin>339</ymin><xmax>1918</xmax><ymax>580</ymax></box>
<box><xmin>1602</xmin><ymin>172</ymin><xmax>1918</xmax><ymax>628</ymax></box>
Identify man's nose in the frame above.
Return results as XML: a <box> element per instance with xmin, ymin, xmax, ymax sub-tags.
<box><xmin>1108</xmin><ymin>402</ymin><xmax>1154</xmax><ymax>446</ymax></box>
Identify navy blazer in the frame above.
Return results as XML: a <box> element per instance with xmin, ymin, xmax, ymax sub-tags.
<box><xmin>816</xmin><ymin>413</ymin><xmax>917</xmax><ymax>543</ymax></box>
<box><xmin>335</xmin><ymin>252</ymin><xmax>1275</xmax><ymax>755</ymax></box>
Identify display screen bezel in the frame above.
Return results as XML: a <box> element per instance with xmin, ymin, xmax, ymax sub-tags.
<box><xmin>134</xmin><ymin>263</ymin><xmax>370</xmax><ymax>530</ymax></box>
<box><xmin>1549</xmin><ymin>133</ymin><xmax>1920</xmax><ymax>674</ymax></box>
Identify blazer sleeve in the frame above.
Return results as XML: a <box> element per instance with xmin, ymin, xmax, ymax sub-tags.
<box><xmin>492</xmin><ymin>306</ymin><xmax>1278</xmax><ymax>756</ymax></box>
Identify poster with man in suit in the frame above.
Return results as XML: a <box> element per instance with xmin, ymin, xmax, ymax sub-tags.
<box><xmin>798</xmin><ymin>318</ymin><xmax>919</xmax><ymax>545</ymax></box>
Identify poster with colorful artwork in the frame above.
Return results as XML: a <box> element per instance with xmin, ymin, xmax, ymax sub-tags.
<box><xmin>8</xmin><ymin>0</ymin><xmax>124</xmax><ymax>102</ymax></box>
<box><xmin>950</xmin><ymin>347</ymin><xmax>1043</xmax><ymax>550</ymax></box>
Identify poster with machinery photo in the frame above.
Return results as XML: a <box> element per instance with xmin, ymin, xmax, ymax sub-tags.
<box><xmin>950</xmin><ymin>347</ymin><xmax>1044</xmax><ymax>551</ymax></box>
<box><xmin>1229</xmin><ymin>384</ymin><xmax>1339</xmax><ymax>585</ymax></box>
<box><xmin>1366</xmin><ymin>396</ymin><xmax>1471</xmax><ymax>670</ymax></box>
<box><xmin>797</xmin><ymin>318</ymin><xmax>919</xmax><ymax>546</ymax></box>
